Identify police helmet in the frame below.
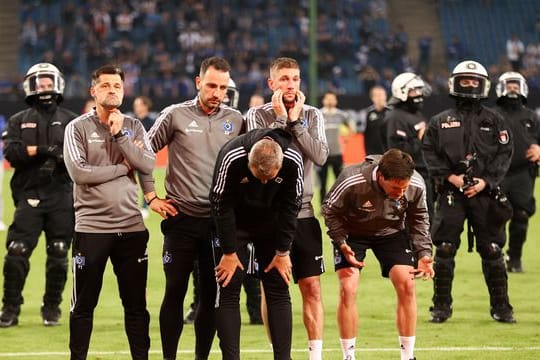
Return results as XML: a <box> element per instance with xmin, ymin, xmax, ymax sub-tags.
<box><xmin>496</xmin><ymin>71</ymin><xmax>528</xmax><ymax>100</ymax></box>
<box><xmin>224</xmin><ymin>78</ymin><xmax>239</xmax><ymax>109</ymax></box>
<box><xmin>23</xmin><ymin>63</ymin><xmax>65</xmax><ymax>104</ymax></box>
<box><xmin>390</xmin><ymin>72</ymin><xmax>425</xmax><ymax>102</ymax></box>
<box><xmin>448</xmin><ymin>60</ymin><xmax>490</xmax><ymax>99</ymax></box>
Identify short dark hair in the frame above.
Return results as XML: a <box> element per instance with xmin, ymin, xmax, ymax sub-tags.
<box><xmin>378</xmin><ymin>149</ymin><xmax>415</xmax><ymax>180</ymax></box>
<box><xmin>91</xmin><ymin>65</ymin><xmax>124</xmax><ymax>86</ymax></box>
<box><xmin>135</xmin><ymin>95</ymin><xmax>152</xmax><ymax>109</ymax></box>
<box><xmin>322</xmin><ymin>91</ymin><xmax>337</xmax><ymax>98</ymax></box>
<box><xmin>199</xmin><ymin>57</ymin><xmax>231</xmax><ymax>77</ymax></box>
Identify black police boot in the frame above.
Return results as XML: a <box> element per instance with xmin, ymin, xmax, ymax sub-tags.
<box><xmin>41</xmin><ymin>304</ymin><xmax>61</xmax><ymax>326</ymax></box>
<box><xmin>491</xmin><ymin>305</ymin><xmax>516</xmax><ymax>323</ymax></box>
<box><xmin>429</xmin><ymin>303</ymin><xmax>452</xmax><ymax>323</ymax></box>
<box><xmin>183</xmin><ymin>304</ymin><xmax>197</xmax><ymax>324</ymax></box>
<box><xmin>505</xmin><ymin>255</ymin><xmax>523</xmax><ymax>273</ymax></box>
<box><xmin>0</xmin><ymin>304</ymin><xmax>20</xmax><ymax>328</ymax></box>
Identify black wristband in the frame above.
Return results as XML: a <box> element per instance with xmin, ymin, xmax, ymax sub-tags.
<box><xmin>147</xmin><ymin>196</ymin><xmax>157</xmax><ymax>205</ymax></box>
<box><xmin>113</xmin><ymin>131</ymin><xmax>125</xmax><ymax>139</ymax></box>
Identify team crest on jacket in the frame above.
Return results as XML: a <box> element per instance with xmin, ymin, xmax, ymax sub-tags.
<box><xmin>223</xmin><ymin>120</ymin><xmax>233</xmax><ymax>135</ymax></box>
<box><xmin>498</xmin><ymin>130</ymin><xmax>509</xmax><ymax>144</ymax></box>
<box><xmin>120</xmin><ymin>128</ymin><xmax>133</xmax><ymax>138</ymax></box>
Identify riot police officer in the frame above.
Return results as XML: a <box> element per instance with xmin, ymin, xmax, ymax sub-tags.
<box><xmin>423</xmin><ymin>60</ymin><xmax>515</xmax><ymax>323</ymax></box>
<box><xmin>494</xmin><ymin>72</ymin><xmax>540</xmax><ymax>273</ymax></box>
<box><xmin>0</xmin><ymin>63</ymin><xmax>76</xmax><ymax>327</ymax></box>
<box><xmin>386</xmin><ymin>72</ymin><xmax>434</xmax><ymax>220</ymax></box>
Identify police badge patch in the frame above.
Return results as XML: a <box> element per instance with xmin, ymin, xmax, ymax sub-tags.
<box><xmin>223</xmin><ymin>120</ymin><xmax>233</xmax><ymax>135</ymax></box>
<box><xmin>498</xmin><ymin>130</ymin><xmax>509</xmax><ymax>144</ymax></box>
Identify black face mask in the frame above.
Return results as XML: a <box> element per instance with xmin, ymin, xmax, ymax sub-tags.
<box><xmin>455</xmin><ymin>97</ymin><xmax>481</xmax><ymax>112</ymax></box>
<box><xmin>497</xmin><ymin>95</ymin><xmax>523</xmax><ymax>109</ymax></box>
<box><xmin>34</xmin><ymin>93</ymin><xmax>59</xmax><ymax>112</ymax></box>
<box><xmin>399</xmin><ymin>96</ymin><xmax>424</xmax><ymax>113</ymax></box>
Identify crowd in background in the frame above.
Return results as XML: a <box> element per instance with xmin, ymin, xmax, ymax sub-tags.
<box><xmin>2</xmin><ymin>0</ymin><xmax>540</xmax><ymax>101</ymax></box>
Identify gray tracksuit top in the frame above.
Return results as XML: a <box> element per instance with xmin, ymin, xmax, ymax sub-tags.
<box><xmin>322</xmin><ymin>156</ymin><xmax>432</xmax><ymax>259</ymax></box>
<box><xmin>320</xmin><ymin>107</ymin><xmax>350</xmax><ymax>156</ymax></box>
<box><xmin>144</xmin><ymin>98</ymin><xmax>244</xmax><ymax>217</ymax></box>
<box><xmin>64</xmin><ymin>109</ymin><xmax>155</xmax><ymax>232</ymax></box>
<box><xmin>246</xmin><ymin>103</ymin><xmax>329</xmax><ymax>218</ymax></box>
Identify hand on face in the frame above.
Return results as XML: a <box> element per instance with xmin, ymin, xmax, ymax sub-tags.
<box><xmin>287</xmin><ymin>90</ymin><xmax>306</xmax><ymax>122</ymax></box>
<box><xmin>108</xmin><ymin>108</ymin><xmax>124</xmax><ymax>136</ymax></box>
<box><xmin>271</xmin><ymin>88</ymin><xmax>288</xmax><ymax>117</ymax></box>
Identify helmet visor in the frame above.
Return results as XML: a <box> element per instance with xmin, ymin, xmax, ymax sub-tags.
<box><xmin>26</xmin><ymin>72</ymin><xmax>63</xmax><ymax>96</ymax></box>
<box><xmin>453</xmin><ymin>75</ymin><xmax>486</xmax><ymax>97</ymax></box>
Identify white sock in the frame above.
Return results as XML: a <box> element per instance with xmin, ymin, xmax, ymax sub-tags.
<box><xmin>399</xmin><ymin>336</ymin><xmax>416</xmax><ymax>360</ymax></box>
<box><xmin>308</xmin><ymin>339</ymin><xmax>323</xmax><ymax>360</ymax></box>
<box><xmin>340</xmin><ymin>338</ymin><xmax>356</xmax><ymax>360</ymax></box>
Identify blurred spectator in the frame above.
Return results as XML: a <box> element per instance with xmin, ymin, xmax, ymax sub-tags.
<box><xmin>18</xmin><ymin>0</ymin><xmax>400</xmax><ymax>97</ymax></box>
<box><xmin>507</xmin><ymin>33</ymin><xmax>525</xmax><ymax>71</ymax></box>
<box><xmin>446</xmin><ymin>35</ymin><xmax>465</xmax><ymax>71</ymax></box>
<box><xmin>417</xmin><ymin>31</ymin><xmax>432</xmax><ymax>75</ymax></box>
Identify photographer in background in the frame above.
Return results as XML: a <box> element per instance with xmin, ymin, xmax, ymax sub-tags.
<box><xmin>422</xmin><ymin>60</ymin><xmax>515</xmax><ymax>324</ymax></box>
<box><xmin>0</xmin><ymin>63</ymin><xmax>77</xmax><ymax>328</ymax></box>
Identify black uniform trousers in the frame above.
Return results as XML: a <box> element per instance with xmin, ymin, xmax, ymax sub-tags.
<box><xmin>215</xmin><ymin>227</ymin><xmax>292</xmax><ymax>360</ymax></box>
<box><xmin>501</xmin><ymin>168</ymin><xmax>537</xmax><ymax>260</ymax></box>
<box><xmin>69</xmin><ymin>230</ymin><xmax>150</xmax><ymax>360</ymax></box>
<box><xmin>317</xmin><ymin>154</ymin><xmax>343</xmax><ymax>205</ymax></box>
<box><xmin>2</xmin><ymin>189</ymin><xmax>73</xmax><ymax>308</ymax></box>
<box><xmin>159</xmin><ymin>213</ymin><xmax>217</xmax><ymax>360</ymax></box>
<box><xmin>431</xmin><ymin>189</ymin><xmax>511</xmax><ymax>310</ymax></box>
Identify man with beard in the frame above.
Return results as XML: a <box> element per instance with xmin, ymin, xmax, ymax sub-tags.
<box><xmin>246</xmin><ymin>57</ymin><xmax>328</xmax><ymax>360</ymax></box>
<box><xmin>64</xmin><ymin>65</ymin><xmax>155</xmax><ymax>359</ymax></box>
<box><xmin>142</xmin><ymin>57</ymin><xmax>244</xmax><ymax>360</ymax></box>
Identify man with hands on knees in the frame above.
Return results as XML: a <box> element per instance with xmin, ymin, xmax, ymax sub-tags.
<box><xmin>210</xmin><ymin>127</ymin><xmax>304</xmax><ymax>360</ymax></box>
<box><xmin>246</xmin><ymin>57</ymin><xmax>328</xmax><ymax>360</ymax></box>
<box><xmin>322</xmin><ymin>149</ymin><xmax>434</xmax><ymax>360</ymax></box>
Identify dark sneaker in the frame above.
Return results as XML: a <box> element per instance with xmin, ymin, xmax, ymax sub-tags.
<box><xmin>506</xmin><ymin>256</ymin><xmax>523</xmax><ymax>273</ymax></box>
<box><xmin>41</xmin><ymin>305</ymin><xmax>61</xmax><ymax>326</ymax></box>
<box><xmin>183</xmin><ymin>307</ymin><xmax>196</xmax><ymax>324</ymax></box>
<box><xmin>429</xmin><ymin>304</ymin><xmax>452</xmax><ymax>323</ymax></box>
<box><xmin>491</xmin><ymin>307</ymin><xmax>516</xmax><ymax>323</ymax></box>
<box><xmin>0</xmin><ymin>305</ymin><xmax>20</xmax><ymax>328</ymax></box>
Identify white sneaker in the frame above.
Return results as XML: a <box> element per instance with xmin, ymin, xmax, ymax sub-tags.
<box><xmin>140</xmin><ymin>208</ymin><xmax>149</xmax><ymax>219</ymax></box>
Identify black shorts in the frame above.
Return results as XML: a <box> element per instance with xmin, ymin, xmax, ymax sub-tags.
<box><xmin>333</xmin><ymin>231</ymin><xmax>415</xmax><ymax>278</ymax></box>
<box><xmin>291</xmin><ymin>217</ymin><xmax>325</xmax><ymax>282</ymax></box>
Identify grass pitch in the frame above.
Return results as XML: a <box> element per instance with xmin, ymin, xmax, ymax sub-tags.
<box><xmin>0</xmin><ymin>168</ymin><xmax>539</xmax><ymax>359</ymax></box>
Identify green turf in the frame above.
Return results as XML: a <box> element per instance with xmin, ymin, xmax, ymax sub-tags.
<box><xmin>0</xmin><ymin>168</ymin><xmax>539</xmax><ymax>359</ymax></box>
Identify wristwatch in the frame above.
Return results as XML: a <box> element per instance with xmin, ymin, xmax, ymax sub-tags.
<box><xmin>113</xmin><ymin>130</ymin><xmax>126</xmax><ymax>140</ymax></box>
<box><xmin>332</xmin><ymin>238</ymin><xmax>347</xmax><ymax>249</ymax></box>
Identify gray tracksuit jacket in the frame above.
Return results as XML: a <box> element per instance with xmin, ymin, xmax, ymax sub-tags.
<box><xmin>246</xmin><ymin>103</ymin><xmax>329</xmax><ymax>218</ymax></box>
<box><xmin>64</xmin><ymin>109</ymin><xmax>155</xmax><ymax>232</ymax></box>
<box><xmin>144</xmin><ymin>97</ymin><xmax>245</xmax><ymax>217</ymax></box>
<box><xmin>322</xmin><ymin>155</ymin><xmax>432</xmax><ymax>259</ymax></box>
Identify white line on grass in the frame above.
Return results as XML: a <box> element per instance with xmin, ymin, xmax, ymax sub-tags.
<box><xmin>1</xmin><ymin>347</ymin><xmax>540</xmax><ymax>357</ymax></box>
